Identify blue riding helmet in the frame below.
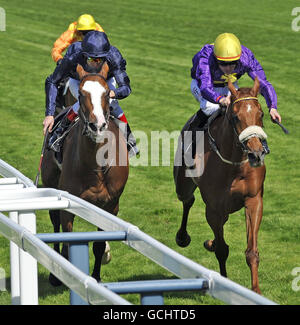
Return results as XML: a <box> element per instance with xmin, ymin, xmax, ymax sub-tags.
<box><xmin>82</xmin><ymin>31</ymin><xmax>110</xmax><ymax>58</ymax></box>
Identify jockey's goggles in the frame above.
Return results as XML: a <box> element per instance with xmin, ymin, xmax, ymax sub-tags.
<box><xmin>80</xmin><ymin>30</ymin><xmax>93</xmax><ymax>36</ymax></box>
<box><xmin>218</xmin><ymin>60</ymin><xmax>238</xmax><ymax>66</ymax></box>
<box><xmin>87</xmin><ymin>57</ymin><xmax>104</xmax><ymax>63</ymax></box>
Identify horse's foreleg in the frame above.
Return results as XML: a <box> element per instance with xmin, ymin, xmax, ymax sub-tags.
<box><xmin>91</xmin><ymin>202</ymin><xmax>118</xmax><ymax>282</ymax></box>
<box><xmin>174</xmin><ymin>164</ymin><xmax>197</xmax><ymax>248</ymax></box>
<box><xmin>49</xmin><ymin>210</ymin><xmax>60</xmax><ymax>253</ymax></box>
<box><xmin>91</xmin><ymin>238</ymin><xmax>106</xmax><ymax>282</ymax></box>
<box><xmin>176</xmin><ymin>196</ymin><xmax>195</xmax><ymax>247</ymax></box>
<box><xmin>49</xmin><ymin>210</ymin><xmax>74</xmax><ymax>287</ymax></box>
<box><xmin>245</xmin><ymin>193</ymin><xmax>263</xmax><ymax>294</ymax></box>
<box><xmin>205</xmin><ymin>207</ymin><xmax>229</xmax><ymax>277</ymax></box>
<box><xmin>48</xmin><ymin>210</ymin><xmax>63</xmax><ymax>286</ymax></box>
<box><xmin>60</xmin><ymin>210</ymin><xmax>75</xmax><ymax>261</ymax></box>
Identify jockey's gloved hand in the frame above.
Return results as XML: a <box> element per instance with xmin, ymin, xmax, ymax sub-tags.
<box><xmin>269</xmin><ymin>108</ymin><xmax>281</xmax><ymax>123</ymax></box>
<box><xmin>219</xmin><ymin>95</ymin><xmax>231</xmax><ymax>107</ymax></box>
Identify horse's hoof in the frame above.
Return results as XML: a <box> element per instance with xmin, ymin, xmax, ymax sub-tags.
<box><xmin>91</xmin><ymin>272</ymin><xmax>101</xmax><ymax>283</ymax></box>
<box><xmin>176</xmin><ymin>231</ymin><xmax>191</xmax><ymax>247</ymax></box>
<box><xmin>101</xmin><ymin>241</ymin><xmax>111</xmax><ymax>265</ymax></box>
<box><xmin>204</xmin><ymin>239</ymin><xmax>216</xmax><ymax>252</ymax></box>
<box><xmin>49</xmin><ymin>273</ymin><xmax>63</xmax><ymax>287</ymax></box>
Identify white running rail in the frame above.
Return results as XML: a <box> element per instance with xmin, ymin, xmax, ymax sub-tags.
<box><xmin>0</xmin><ymin>158</ymin><xmax>277</xmax><ymax>305</ymax></box>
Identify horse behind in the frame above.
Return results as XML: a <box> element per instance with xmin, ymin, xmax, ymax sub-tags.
<box><xmin>41</xmin><ymin>62</ymin><xmax>129</xmax><ymax>284</ymax></box>
<box><xmin>174</xmin><ymin>78</ymin><xmax>267</xmax><ymax>293</ymax></box>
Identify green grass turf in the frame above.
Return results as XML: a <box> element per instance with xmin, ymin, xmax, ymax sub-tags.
<box><xmin>0</xmin><ymin>0</ymin><xmax>300</xmax><ymax>305</ymax></box>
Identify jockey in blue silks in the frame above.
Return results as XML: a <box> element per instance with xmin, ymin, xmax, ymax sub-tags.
<box><xmin>43</xmin><ymin>30</ymin><xmax>139</xmax><ymax>157</ymax></box>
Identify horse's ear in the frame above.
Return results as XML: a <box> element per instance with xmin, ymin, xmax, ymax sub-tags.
<box><xmin>76</xmin><ymin>64</ymin><xmax>88</xmax><ymax>79</ymax></box>
<box><xmin>99</xmin><ymin>62</ymin><xmax>109</xmax><ymax>80</ymax></box>
<box><xmin>251</xmin><ymin>77</ymin><xmax>260</xmax><ymax>97</ymax></box>
<box><xmin>228</xmin><ymin>80</ymin><xmax>238</xmax><ymax>99</ymax></box>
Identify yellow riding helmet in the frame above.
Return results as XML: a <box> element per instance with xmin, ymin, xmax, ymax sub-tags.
<box><xmin>77</xmin><ymin>14</ymin><xmax>97</xmax><ymax>31</ymax></box>
<box><xmin>213</xmin><ymin>33</ymin><xmax>242</xmax><ymax>61</ymax></box>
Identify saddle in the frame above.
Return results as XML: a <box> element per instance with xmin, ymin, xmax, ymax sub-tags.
<box><xmin>183</xmin><ymin>107</ymin><xmax>224</xmax><ymax>160</ymax></box>
<box><xmin>51</xmin><ymin>107</ymin><xmax>70</xmax><ymax>132</ymax></box>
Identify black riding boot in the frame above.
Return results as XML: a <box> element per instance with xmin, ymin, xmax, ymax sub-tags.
<box><xmin>48</xmin><ymin>115</ymin><xmax>72</xmax><ymax>152</ymax></box>
<box><xmin>189</xmin><ymin>109</ymin><xmax>209</xmax><ymax>130</ymax></box>
<box><xmin>126</xmin><ymin>123</ymin><xmax>140</xmax><ymax>157</ymax></box>
<box><xmin>113</xmin><ymin>118</ymin><xmax>139</xmax><ymax>157</ymax></box>
<box><xmin>184</xmin><ymin>109</ymin><xmax>209</xmax><ymax>159</ymax></box>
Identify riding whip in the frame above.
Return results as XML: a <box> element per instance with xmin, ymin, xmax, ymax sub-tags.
<box><xmin>34</xmin><ymin>130</ymin><xmax>48</xmax><ymax>187</ymax></box>
<box><xmin>274</xmin><ymin>118</ymin><xmax>289</xmax><ymax>134</ymax></box>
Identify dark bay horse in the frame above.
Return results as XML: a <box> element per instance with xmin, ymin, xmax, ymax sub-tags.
<box><xmin>41</xmin><ymin>63</ymin><xmax>129</xmax><ymax>284</ymax></box>
<box><xmin>174</xmin><ymin>78</ymin><xmax>267</xmax><ymax>293</ymax></box>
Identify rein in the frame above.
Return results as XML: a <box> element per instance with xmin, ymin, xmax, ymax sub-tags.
<box><xmin>208</xmin><ymin>96</ymin><xmax>263</xmax><ymax>166</ymax></box>
<box><xmin>208</xmin><ymin>126</ymin><xmax>249</xmax><ymax>166</ymax></box>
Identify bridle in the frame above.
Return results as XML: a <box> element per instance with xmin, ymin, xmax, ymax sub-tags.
<box><xmin>228</xmin><ymin>97</ymin><xmax>259</xmax><ymax>153</ymax></box>
<box><xmin>230</xmin><ymin>96</ymin><xmax>267</xmax><ymax>147</ymax></box>
<box><xmin>78</xmin><ymin>74</ymin><xmax>111</xmax><ymax>140</ymax></box>
<box><xmin>208</xmin><ymin>96</ymin><xmax>267</xmax><ymax>166</ymax></box>
<box><xmin>232</xmin><ymin>96</ymin><xmax>258</xmax><ymax>105</ymax></box>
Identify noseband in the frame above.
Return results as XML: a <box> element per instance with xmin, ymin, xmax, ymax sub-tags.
<box><xmin>208</xmin><ymin>96</ymin><xmax>267</xmax><ymax>166</ymax></box>
<box><xmin>229</xmin><ymin>96</ymin><xmax>267</xmax><ymax>151</ymax></box>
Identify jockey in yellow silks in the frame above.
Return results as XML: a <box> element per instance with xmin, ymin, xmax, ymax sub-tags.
<box><xmin>51</xmin><ymin>14</ymin><xmax>104</xmax><ymax>64</ymax></box>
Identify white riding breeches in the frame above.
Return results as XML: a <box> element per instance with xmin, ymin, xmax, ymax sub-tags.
<box><xmin>68</xmin><ymin>77</ymin><xmax>124</xmax><ymax>118</ymax></box>
<box><xmin>190</xmin><ymin>79</ymin><xmax>238</xmax><ymax>116</ymax></box>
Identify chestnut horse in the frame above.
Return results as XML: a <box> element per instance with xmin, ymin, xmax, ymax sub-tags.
<box><xmin>174</xmin><ymin>78</ymin><xmax>267</xmax><ymax>293</ymax></box>
<box><xmin>41</xmin><ymin>63</ymin><xmax>129</xmax><ymax>284</ymax></box>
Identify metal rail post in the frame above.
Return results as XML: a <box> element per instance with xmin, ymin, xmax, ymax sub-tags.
<box><xmin>69</xmin><ymin>242</ymin><xmax>90</xmax><ymax>305</ymax></box>
<box><xmin>18</xmin><ymin>212</ymin><xmax>38</xmax><ymax>305</ymax></box>
<box><xmin>9</xmin><ymin>211</ymin><xmax>20</xmax><ymax>305</ymax></box>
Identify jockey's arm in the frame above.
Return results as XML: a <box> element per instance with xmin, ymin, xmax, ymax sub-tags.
<box><xmin>249</xmin><ymin>69</ymin><xmax>282</xmax><ymax>122</ymax></box>
<box><xmin>44</xmin><ymin>58</ymin><xmax>73</xmax><ymax>133</ymax></box>
<box><xmin>246</xmin><ymin>49</ymin><xmax>281</xmax><ymax>122</ymax></box>
<box><xmin>112</xmin><ymin>68</ymin><xmax>131</xmax><ymax>99</ymax></box>
<box><xmin>108</xmin><ymin>47</ymin><xmax>131</xmax><ymax>99</ymax></box>
<box><xmin>196</xmin><ymin>46</ymin><xmax>226</xmax><ymax>105</ymax></box>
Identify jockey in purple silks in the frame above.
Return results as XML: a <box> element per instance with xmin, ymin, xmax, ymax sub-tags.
<box><xmin>189</xmin><ymin>32</ymin><xmax>281</xmax><ymax>154</ymax></box>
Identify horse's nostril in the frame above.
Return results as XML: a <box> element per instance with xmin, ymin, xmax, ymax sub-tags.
<box><xmin>89</xmin><ymin>123</ymin><xmax>97</xmax><ymax>132</ymax></box>
<box><xmin>248</xmin><ymin>151</ymin><xmax>265</xmax><ymax>167</ymax></box>
<box><xmin>100</xmin><ymin>122</ymin><xmax>107</xmax><ymax>130</ymax></box>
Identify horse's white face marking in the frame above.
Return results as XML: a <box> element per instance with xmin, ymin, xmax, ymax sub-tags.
<box><xmin>82</xmin><ymin>80</ymin><xmax>106</xmax><ymax>129</ymax></box>
<box><xmin>247</xmin><ymin>104</ymin><xmax>252</xmax><ymax>113</ymax></box>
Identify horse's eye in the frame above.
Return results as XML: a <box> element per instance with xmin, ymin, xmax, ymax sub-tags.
<box><xmin>232</xmin><ymin>114</ymin><xmax>239</xmax><ymax>123</ymax></box>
